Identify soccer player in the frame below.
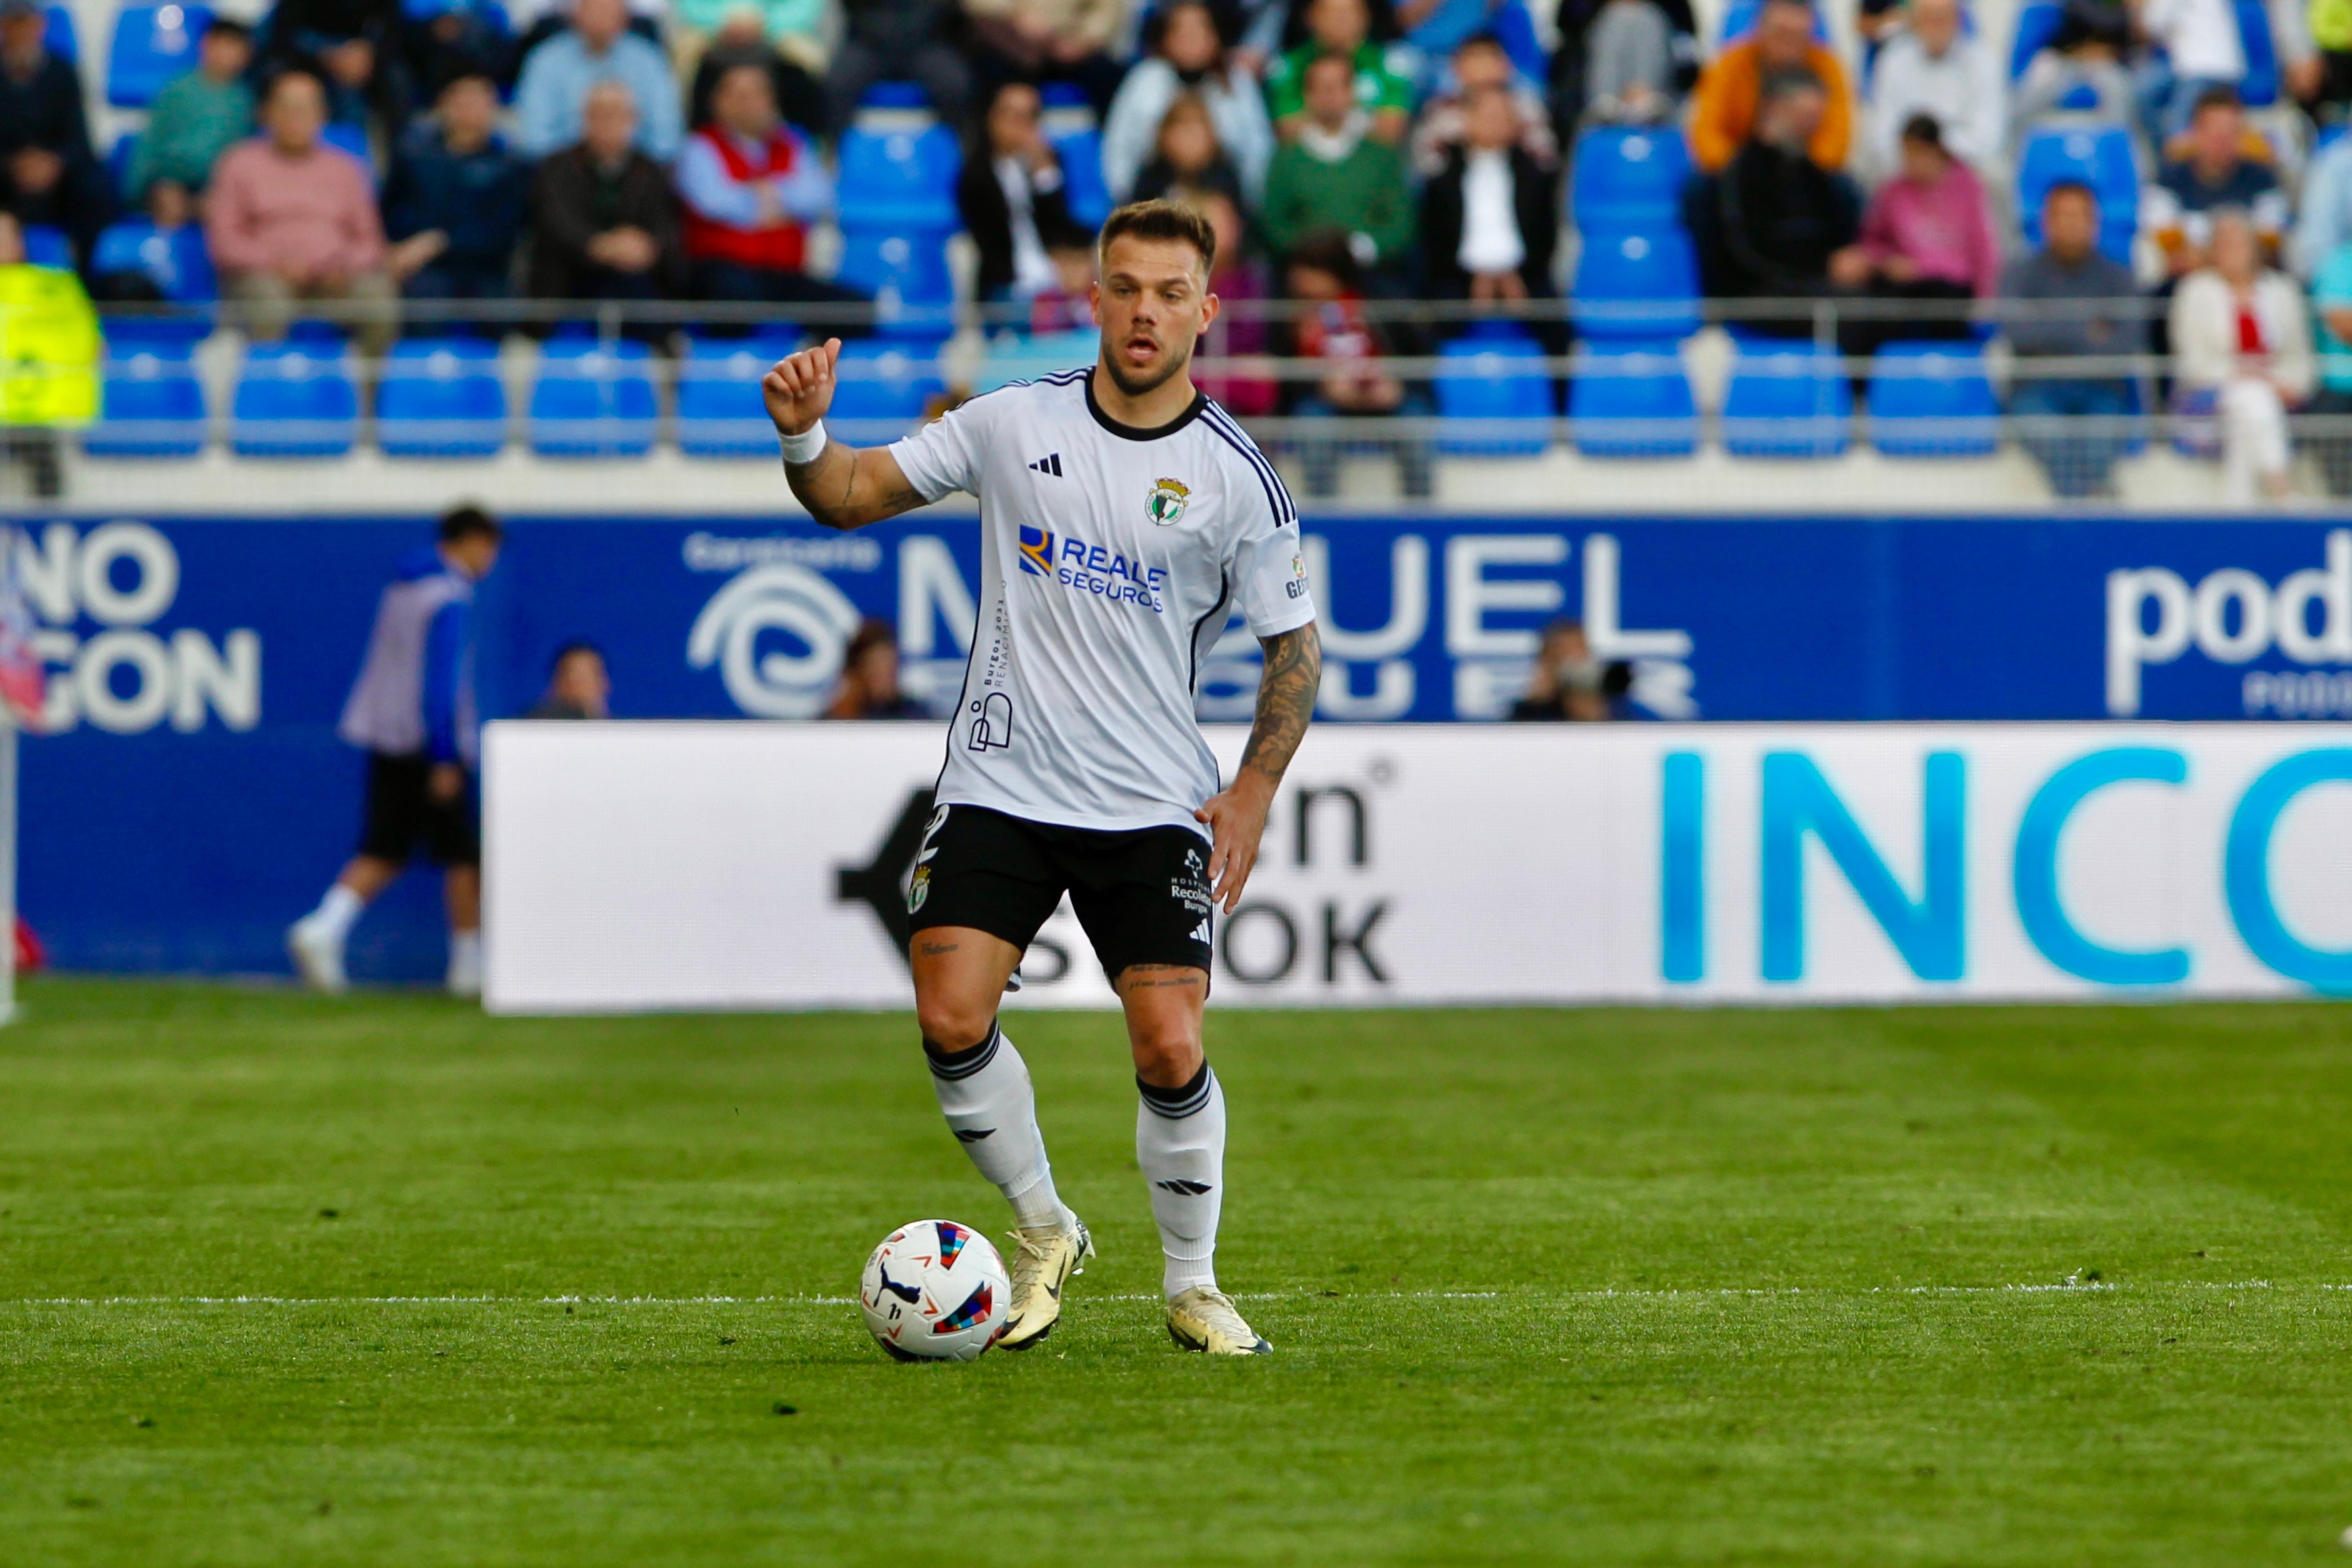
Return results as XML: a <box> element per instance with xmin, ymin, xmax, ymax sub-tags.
<box><xmin>764</xmin><ymin>200</ymin><xmax>1321</xmax><ymax>1356</ymax></box>
<box><xmin>288</xmin><ymin>505</ymin><xmax>501</xmax><ymax>998</ymax></box>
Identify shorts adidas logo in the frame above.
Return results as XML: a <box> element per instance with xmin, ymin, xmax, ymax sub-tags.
<box><xmin>1028</xmin><ymin>453</ymin><xmax>1064</xmax><ymax>476</ymax></box>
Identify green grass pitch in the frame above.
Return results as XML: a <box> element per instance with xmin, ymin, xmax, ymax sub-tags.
<box><xmin>4</xmin><ymin>978</ymin><xmax>2352</xmax><ymax>1565</ymax></box>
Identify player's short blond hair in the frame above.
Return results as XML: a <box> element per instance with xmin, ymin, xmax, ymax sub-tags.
<box><xmin>1097</xmin><ymin>199</ymin><xmax>1218</xmax><ymax>278</ymax></box>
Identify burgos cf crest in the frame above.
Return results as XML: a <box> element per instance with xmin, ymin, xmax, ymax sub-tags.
<box><xmin>1017</xmin><ymin>524</ymin><xmax>1054</xmax><ymax>576</ymax></box>
<box><xmin>1145</xmin><ymin>477</ymin><xmax>1190</xmax><ymax>526</ymax></box>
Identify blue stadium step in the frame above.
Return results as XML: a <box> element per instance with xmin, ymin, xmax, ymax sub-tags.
<box><xmin>1722</xmin><ymin>341</ymin><xmax>1852</xmax><ymax>458</ymax></box>
<box><xmin>1434</xmin><ymin>331</ymin><xmax>1554</xmax><ymax>456</ymax></box>
<box><xmin>85</xmin><ymin>339</ymin><xmax>207</xmax><ymax>458</ymax></box>
<box><xmin>1867</xmin><ymin>341</ymin><xmax>1999</xmax><ymax>458</ymax></box>
<box><xmin>378</xmin><ymin>337</ymin><xmax>508</xmax><ymax>459</ymax></box>
<box><xmin>1570</xmin><ymin>340</ymin><xmax>1698</xmax><ymax>458</ymax></box>
<box><xmin>232</xmin><ymin>343</ymin><xmax>359</xmax><ymax>458</ymax></box>
<box><xmin>528</xmin><ymin>339</ymin><xmax>658</xmax><ymax>458</ymax></box>
<box><xmin>676</xmin><ymin>331</ymin><xmax>802</xmax><ymax>458</ymax></box>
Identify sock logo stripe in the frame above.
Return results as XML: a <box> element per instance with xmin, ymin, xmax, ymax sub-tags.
<box><xmin>1153</xmin><ymin>1178</ymin><xmax>1214</xmax><ymax>1195</ymax></box>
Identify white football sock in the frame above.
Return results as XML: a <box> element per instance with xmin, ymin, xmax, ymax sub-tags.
<box><xmin>926</xmin><ymin>1023</ymin><xmax>1069</xmax><ymax>1232</ymax></box>
<box><xmin>1136</xmin><ymin>1063</ymin><xmax>1224</xmax><ymax>1299</ymax></box>
<box><xmin>306</xmin><ymin>884</ymin><xmax>364</xmax><ymax>944</ymax></box>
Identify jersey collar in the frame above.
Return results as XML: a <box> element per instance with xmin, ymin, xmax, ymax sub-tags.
<box><xmin>1084</xmin><ymin>369</ymin><xmax>1207</xmax><ymax>442</ymax></box>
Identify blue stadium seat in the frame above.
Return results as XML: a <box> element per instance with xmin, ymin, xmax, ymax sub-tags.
<box><xmin>1866</xmin><ymin>341</ymin><xmax>1999</xmax><ymax>456</ymax></box>
<box><xmin>826</xmin><ymin>339</ymin><xmax>944</xmax><ymax>443</ymax></box>
<box><xmin>1570</xmin><ymin>341</ymin><xmax>1698</xmax><ymax>458</ymax></box>
<box><xmin>84</xmin><ymin>339</ymin><xmax>206</xmax><ymax>457</ymax></box>
<box><xmin>1038</xmin><ymin>83</ymin><xmax>1110</xmax><ymax>229</ymax></box>
<box><xmin>858</xmin><ymin>81</ymin><xmax>932</xmax><ymax>111</ymax></box>
<box><xmin>2016</xmin><ymin>125</ymin><xmax>2138</xmax><ymax>265</ymax></box>
<box><xmin>42</xmin><ymin>4</ymin><xmax>75</xmax><ymax>62</ymax></box>
<box><xmin>1722</xmin><ymin>341</ymin><xmax>1851</xmax><ymax>458</ymax></box>
<box><xmin>91</xmin><ymin>221</ymin><xmax>217</xmax><ymax>302</ymax></box>
<box><xmin>528</xmin><ymin>338</ymin><xmax>656</xmax><ymax>457</ymax></box>
<box><xmin>106</xmin><ymin>131</ymin><xmax>137</xmax><ymax>199</ymax></box>
<box><xmin>834</xmin><ymin>119</ymin><xmax>959</xmax><ymax>230</ymax></box>
<box><xmin>1716</xmin><ymin>0</ymin><xmax>1827</xmax><ymax>43</ymax></box>
<box><xmin>21</xmin><ymin>223</ymin><xmax>69</xmax><ymax>268</ymax></box>
<box><xmin>1573</xmin><ymin>227</ymin><xmax>1699</xmax><ymax>340</ymax></box>
<box><xmin>676</xmin><ymin>331</ymin><xmax>801</xmax><ymax>458</ymax></box>
<box><xmin>834</xmin><ymin>228</ymin><xmax>955</xmax><ymax>337</ymax></box>
<box><xmin>2009</xmin><ymin>0</ymin><xmax>2064</xmax><ymax>77</ymax></box>
<box><xmin>1571</xmin><ymin>127</ymin><xmax>1692</xmax><ymax>235</ymax></box>
<box><xmin>1434</xmin><ymin>331</ymin><xmax>1554</xmax><ymax>456</ymax></box>
<box><xmin>232</xmin><ymin>343</ymin><xmax>359</xmax><ymax>458</ymax></box>
<box><xmin>321</xmin><ymin>122</ymin><xmax>372</xmax><ymax>171</ymax></box>
<box><xmin>377</xmin><ymin>337</ymin><xmax>507</xmax><ymax>458</ymax></box>
<box><xmin>108</xmin><ymin>5</ymin><xmax>213</xmax><ymax>109</ymax></box>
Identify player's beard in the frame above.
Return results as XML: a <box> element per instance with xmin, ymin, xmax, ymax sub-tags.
<box><xmin>1099</xmin><ymin>329</ymin><xmax>1196</xmax><ymax>401</ymax></box>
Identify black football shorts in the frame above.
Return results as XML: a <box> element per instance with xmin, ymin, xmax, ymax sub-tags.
<box><xmin>357</xmin><ymin>750</ymin><xmax>480</xmax><ymax>868</ymax></box>
<box><xmin>907</xmin><ymin>803</ymin><xmax>1214</xmax><ymax>982</ymax></box>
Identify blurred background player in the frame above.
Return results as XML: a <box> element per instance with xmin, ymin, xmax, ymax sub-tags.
<box><xmin>288</xmin><ymin>506</ymin><xmax>503</xmax><ymax>997</ymax></box>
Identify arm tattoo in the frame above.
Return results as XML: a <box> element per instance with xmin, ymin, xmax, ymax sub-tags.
<box><xmin>1238</xmin><ymin>622</ymin><xmax>1321</xmax><ymax>787</ymax></box>
<box><xmin>785</xmin><ymin>446</ymin><xmax>920</xmax><ymax>531</ymax></box>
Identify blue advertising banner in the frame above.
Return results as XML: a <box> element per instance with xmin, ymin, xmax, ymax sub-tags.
<box><xmin>17</xmin><ymin>510</ymin><xmax>2352</xmax><ymax>980</ymax></box>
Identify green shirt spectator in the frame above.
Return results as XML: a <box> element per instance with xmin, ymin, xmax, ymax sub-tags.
<box><xmin>125</xmin><ymin>21</ymin><xmax>255</xmax><ymax>200</ymax></box>
<box><xmin>1260</xmin><ymin>52</ymin><xmax>1416</xmax><ymax>270</ymax></box>
<box><xmin>2318</xmin><ymin>245</ymin><xmax>2352</xmax><ymax>392</ymax></box>
<box><xmin>1265</xmin><ymin>39</ymin><xmax>1418</xmax><ymax>133</ymax></box>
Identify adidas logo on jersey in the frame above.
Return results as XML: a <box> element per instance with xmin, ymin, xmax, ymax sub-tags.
<box><xmin>1028</xmin><ymin>453</ymin><xmax>1064</xmax><ymax>476</ymax></box>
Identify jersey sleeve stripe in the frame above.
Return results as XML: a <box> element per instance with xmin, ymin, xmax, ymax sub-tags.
<box><xmin>1200</xmin><ymin>404</ymin><xmax>1297</xmax><ymax>526</ymax></box>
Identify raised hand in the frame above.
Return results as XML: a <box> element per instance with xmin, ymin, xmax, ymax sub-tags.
<box><xmin>764</xmin><ymin>337</ymin><xmax>844</xmax><ymax>436</ymax></box>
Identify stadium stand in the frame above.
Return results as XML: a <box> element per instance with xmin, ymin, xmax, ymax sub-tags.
<box><xmin>377</xmin><ymin>337</ymin><xmax>508</xmax><ymax>460</ymax></box>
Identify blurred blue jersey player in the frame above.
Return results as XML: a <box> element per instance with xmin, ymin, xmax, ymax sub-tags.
<box><xmin>289</xmin><ymin>505</ymin><xmax>503</xmax><ymax>996</ymax></box>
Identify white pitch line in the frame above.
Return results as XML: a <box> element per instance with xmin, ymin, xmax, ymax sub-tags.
<box><xmin>0</xmin><ymin>1281</ymin><xmax>2309</xmax><ymax>1308</ymax></box>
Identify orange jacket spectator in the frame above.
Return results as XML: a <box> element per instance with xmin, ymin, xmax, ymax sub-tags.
<box><xmin>1688</xmin><ymin>37</ymin><xmax>1853</xmax><ymax>172</ymax></box>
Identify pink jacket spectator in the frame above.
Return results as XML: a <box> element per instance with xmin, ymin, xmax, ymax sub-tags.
<box><xmin>206</xmin><ymin>140</ymin><xmax>386</xmax><ymax>279</ymax></box>
<box><xmin>1856</xmin><ymin>160</ymin><xmax>2001</xmax><ymax>297</ymax></box>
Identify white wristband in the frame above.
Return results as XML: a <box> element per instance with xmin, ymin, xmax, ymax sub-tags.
<box><xmin>778</xmin><ymin>420</ymin><xmax>828</xmax><ymax>465</ymax></box>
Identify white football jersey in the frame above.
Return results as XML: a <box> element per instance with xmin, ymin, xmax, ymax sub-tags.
<box><xmin>888</xmin><ymin>367</ymin><xmax>1316</xmax><ymax>836</ymax></box>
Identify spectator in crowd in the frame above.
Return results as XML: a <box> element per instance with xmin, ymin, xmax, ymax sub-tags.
<box><xmin>2307</xmin><ymin>231</ymin><xmax>2352</xmax><ymax>494</ymax></box>
<box><xmin>2145</xmin><ymin>86</ymin><xmax>2287</xmax><ymax>277</ymax></box>
<box><xmin>1546</xmin><ymin>0</ymin><xmax>1695</xmax><ymax>131</ymax></box>
<box><xmin>1579</xmin><ymin>0</ymin><xmax>1679</xmax><ymax>123</ymax></box>
<box><xmin>1688</xmin><ymin>0</ymin><xmax>1850</xmax><ymax>171</ymax></box>
<box><xmin>962</xmin><ymin>0</ymin><xmax>1131</xmax><ymax>117</ymax></box>
<box><xmin>1831</xmin><ymin>115</ymin><xmax>1997</xmax><ymax>352</ymax></box>
<box><xmin>1185</xmin><ymin>187</ymin><xmax>1279</xmax><ymax>416</ymax></box>
<box><xmin>1131</xmin><ymin>92</ymin><xmax>1248</xmax><ymax>209</ymax></box>
<box><xmin>399</xmin><ymin>1</ymin><xmax>518</xmax><ymax>97</ymax></box>
<box><xmin>959</xmin><ymin>79</ymin><xmax>1091</xmax><ymax>303</ymax></box>
<box><xmin>1419</xmin><ymin>82</ymin><xmax>1558</xmax><ymax>313</ymax></box>
<box><xmin>264</xmin><ymin>0</ymin><xmax>412</xmax><ymax>131</ymax></box>
<box><xmin>1397</xmin><ymin>0</ymin><xmax>1536</xmax><ymax>67</ymax></box>
<box><xmin>683</xmin><ymin>4</ymin><xmax>829</xmax><ymax>135</ymax></box>
<box><xmin>125</xmin><ymin>17</ymin><xmax>255</xmax><ymax>207</ymax></box>
<box><xmin>1261</xmin><ymin>51</ymin><xmax>1416</xmax><ymax>278</ymax></box>
<box><xmin>2136</xmin><ymin>0</ymin><xmax>2317</xmax><ymax>137</ymax></box>
<box><xmin>1102</xmin><ymin>1</ymin><xmax>1275</xmax><ymax>203</ymax></box>
<box><xmin>528</xmin><ymin>79</ymin><xmax>685</xmax><ymax>305</ymax></box>
<box><xmin>2000</xmin><ymin>181</ymin><xmax>2147</xmax><ymax>499</ymax></box>
<box><xmin>1865</xmin><ymin>0</ymin><xmax>2003</xmax><ymax>177</ymax></box>
<box><xmin>1266</xmin><ymin>0</ymin><xmax>1417</xmax><ymax>143</ymax></box>
<box><xmin>1510</xmin><ymin>620</ymin><xmax>1630</xmax><ymax>720</ymax></box>
<box><xmin>2170</xmin><ymin>208</ymin><xmax>2314</xmax><ymax>503</ymax></box>
<box><xmin>2012</xmin><ymin>0</ymin><xmax>2137</xmax><ymax>139</ymax></box>
<box><xmin>1686</xmin><ymin>67</ymin><xmax>1860</xmax><ymax>332</ymax></box>
<box><xmin>0</xmin><ymin>0</ymin><xmax>107</xmax><ymax>261</ymax></box>
<box><xmin>381</xmin><ymin>72</ymin><xmax>530</xmax><ymax>309</ymax></box>
<box><xmin>1413</xmin><ymin>31</ymin><xmax>1557</xmax><ymax>176</ymax></box>
<box><xmin>514</xmin><ymin>0</ymin><xmax>684</xmax><ymax>161</ymax></box>
<box><xmin>2295</xmin><ymin>127</ymin><xmax>2352</xmax><ymax>279</ymax></box>
<box><xmin>678</xmin><ymin>61</ymin><xmax>868</xmax><ymax>319</ymax></box>
<box><xmin>527</xmin><ymin>642</ymin><xmax>612</xmax><ymax>719</ymax></box>
<box><xmin>207</xmin><ymin>70</ymin><xmax>397</xmax><ymax>356</ymax></box>
<box><xmin>287</xmin><ymin>504</ymin><xmax>503</xmax><ymax>1000</ymax></box>
<box><xmin>825</xmin><ymin>0</ymin><xmax>972</xmax><ymax>133</ymax></box>
<box><xmin>825</xmin><ymin>619</ymin><xmax>928</xmax><ymax>719</ymax></box>
<box><xmin>1278</xmin><ymin>229</ymin><xmax>1432</xmax><ymax>497</ymax></box>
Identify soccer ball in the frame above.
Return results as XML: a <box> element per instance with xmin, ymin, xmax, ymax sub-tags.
<box><xmin>859</xmin><ymin>1219</ymin><xmax>1010</xmax><ymax>1361</ymax></box>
